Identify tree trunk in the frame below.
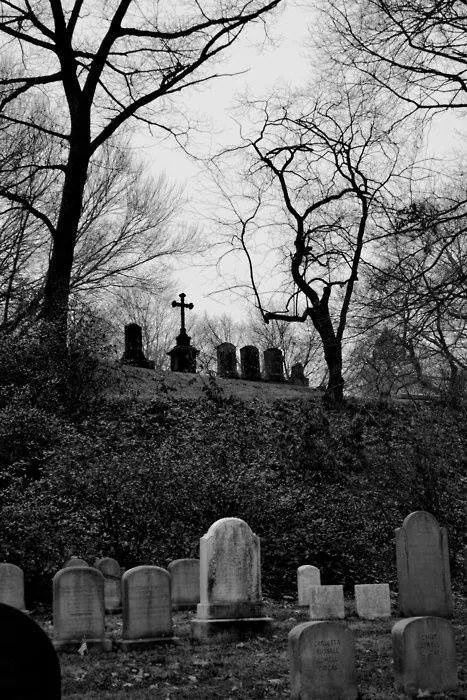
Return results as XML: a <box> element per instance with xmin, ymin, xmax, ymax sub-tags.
<box><xmin>42</xmin><ymin>130</ymin><xmax>90</xmax><ymax>354</ymax></box>
<box><xmin>313</xmin><ymin>307</ymin><xmax>344</xmax><ymax>405</ymax></box>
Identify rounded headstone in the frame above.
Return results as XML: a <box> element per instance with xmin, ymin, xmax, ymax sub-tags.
<box><xmin>63</xmin><ymin>557</ymin><xmax>88</xmax><ymax>568</ymax></box>
<box><xmin>94</xmin><ymin>557</ymin><xmax>122</xmax><ymax>613</ymax></box>
<box><xmin>122</xmin><ymin>566</ymin><xmax>173</xmax><ymax>643</ymax></box>
<box><xmin>0</xmin><ymin>563</ymin><xmax>26</xmax><ymax>610</ymax></box>
<box><xmin>297</xmin><ymin>565</ymin><xmax>321</xmax><ymax>607</ymax></box>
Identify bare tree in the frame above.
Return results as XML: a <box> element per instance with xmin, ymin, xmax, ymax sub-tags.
<box><xmin>324</xmin><ymin>0</ymin><xmax>467</xmax><ymax>113</ymax></box>
<box><xmin>0</xmin><ymin>0</ymin><xmax>281</xmax><ymax>350</ymax></box>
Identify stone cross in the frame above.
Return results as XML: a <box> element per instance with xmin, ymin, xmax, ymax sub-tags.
<box><xmin>171</xmin><ymin>293</ymin><xmax>194</xmax><ymax>333</ymax></box>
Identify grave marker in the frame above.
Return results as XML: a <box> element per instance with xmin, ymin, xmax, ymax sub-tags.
<box><xmin>0</xmin><ymin>603</ymin><xmax>61</xmax><ymax>699</ymax></box>
<box><xmin>120</xmin><ymin>566</ymin><xmax>174</xmax><ymax>649</ymax></box>
<box><xmin>94</xmin><ymin>557</ymin><xmax>122</xmax><ymax>613</ymax></box>
<box><xmin>396</xmin><ymin>511</ymin><xmax>453</xmax><ymax>617</ymax></box>
<box><xmin>121</xmin><ymin>323</ymin><xmax>155</xmax><ymax>369</ymax></box>
<box><xmin>289</xmin><ymin>620</ymin><xmax>358</xmax><ymax>699</ymax></box>
<box><xmin>297</xmin><ymin>565</ymin><xmax>321</xmax><ymax>607</ymax></box>
<box><xmin>392</xmin><ymin>616</ymin><xmax>457</xmax><ymax>695</ymax></box>
<box><xmin>191</xmin><ymin>517</ymin><xmax>272</xmax><ymax>641</ymax></box>
<box><xmin>168</xmin><ymin>558</ymin><xmax>200</xmax><ymax>610</ymax></box>
<box><xmin>309</xmin><ymin>585</ymin><xmax>345</xmax><ymax>620</ymax></box>
<box><xmin>216</xmin><ymin>343</ymin><xmax>238</xmax><ymax>378</ymax></box>
<box><xmin>53</xmin><ymin>566</ymin><xmax>110</xmax><ymax>651</ymax></box>
<box><xmin>0</xmin><ymin>563</ymin><xmax>26</xmax><ymax>611</ymax></box>
<box><xmin>354</xmin><ymin>583</ymin><xmax>391</xmax><ymax>619</ymax></box>
<box><xmin>263</xmin><ymin>347</ymin><xmax>284</xmax><ymax>382</ymax></box>
<box><xmin>290</xmin><ymin>362</ymin><xmax>309</xmax><ymax>386</ymax></box>
<box><xmin>63</xmin><ymin>556</ymin><xmax>88</xmax><ymax>568</ymax></box>
<box><xmin>240</xmin><ymin>345</ymin><xmax>261</xmax><ymax>381</ymax></box>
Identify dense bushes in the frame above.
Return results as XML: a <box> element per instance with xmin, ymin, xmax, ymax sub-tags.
<box><xmin>0</xmin><ymin>360</ymin><xmax>464</xmax><ymax>604</ymax></box>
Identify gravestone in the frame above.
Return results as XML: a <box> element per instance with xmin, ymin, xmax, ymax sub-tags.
<box><xmin>168</xmin><ymin>559</ymin><xmax>200</xmax><ymax>610</ymax></box>
<box><xmin>0</xmin><ymin>603</ymin><xmax>61</xmax><ymax>699</ymax></box>
<box><xmin>120</xmin><ymin>566</ymin><xmax>174</xmax><ymax>649</ymax></box>
<box><xmin>53</xmin><ymin>566</ymin><xmax>110</xmax><ymax>651</ymax></box>
<box><xmin>395</xmin><ymin>511</ymin><xmax>453</xmax><ymax>617</ymax></box>
<box><xmin>240</xmin><ymin>345</ymin><xmax>261</xmax><ymax>381</ymax></box>
<box><xmin>121</xmin><ymin>323</ymin><xmax>155</xmax><ymax>369</ymax></box>
<box><xmin>263</xmin><ymin>347</ymin><xmax>285</xmax><ymax>382</ymax></box>
<box><xmin>290</xmin><ymin>362</ymin><xmax>309</xmax><ymax>386</ymax></box>
<box><xmin>289</xmin><ymin>621</ymin><xmax>358</xmax><ymax>699</ymax></box>
<box><xmin>0</xmin><ymin>563</ymin><xmax>26</xmax><ymax>611</ymax></box>
<box><xmin>191</xmin><ymin>517</ymin><xmax>272</xmax><ymax>641</ymax></box>
<box><xmin>63</xmin><ymin>556</ymin><xmax>88</xmax><ymax>568</ymax></box>
<box><xmin>216</xmin><ymin>343</ymin><xmax>238</xmax><ymax>378</ymax></box>
<box><xmin>309</xmin><ymin>585</ymin><xmax>345</xmax><ymax>620</ymax></box>
<box><xmin>392</xmin><ymin>616</ymin><xmax>457</xmax><ymax>695</ymax></box>
<box><xmin>297</xmin><ymin>565</ymin><xmax>321</xmax><ymax>607</ymax></box>
<box><xmin>354</xmin><ymin>583</ymin><xmax>391</xmax><ymax>619</ymax></box>
<box><xmin>94</xmin><ymin>557</ymin><xmax>122</xmax><ymax>613</ymax></box>
<box><xmin>167</xmin><ymin>292</ymin><xmax>199</xmax><ymax>372</ymax></box>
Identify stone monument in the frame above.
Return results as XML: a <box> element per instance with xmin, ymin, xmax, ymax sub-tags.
<box><xmin>263</xmin><ymin>347</ymin><xmax>285</xmax><ymax>382</ymax></box>
<box><xmin>168</xmin><ymin>559</ymin><xmax>200</xmax><ymax>610</ymax></box>
<box><xmin>290</xmin><ymin>362</ymin><xmax>309</xmax><ymax>386</ymax></box>
<box><xmin>94</xmin><ymin>557</ymin><xmax>122</xmax><ymax>613</ymax></box>
<box><xmin>297</xmin><ymin>565</ymin><xmax>321</xmax><ymax>607</ymax></box>
<box><xmin>216</xmin><ymin>343</ymin><xmax>238</xmax><ymax>378</ymax></box>
<box><xmin>121</xmin><ymin>323</ymin><xmax>155</xmax><ymax>369</ymax></box>
<box><xmin>395</xmin><ymin>511</ymin><xmax>453</xmax><ymax>617</ymax></box>
<box><xmin>240</xmin><ymin>345</ymin><xmax>261</xmax><ymax>381</ymax></box>
<box><xmin>167</xmin><ymin>293</ymin><xmax>198</xmax><ymax>373</ymax></box>
<box><xmin>354</xmin><ymin>583</ymin><xmax>391</xmax><ymax>619</ymax></box>
<box><xmin>0</xmin><ymin>563</ymin><xmax>26</xmax><ymax>611</ymax></box>
<box><xmin>191</xmin><ymin>517</ymin><xmax>272</xmax><ymax>641</ymax></box>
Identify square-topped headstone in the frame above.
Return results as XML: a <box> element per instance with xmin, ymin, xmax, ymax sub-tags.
<box><xmin>240</xmin><ymin>346</ymin><xmax>261</xmax><ymax>381</ymax></box>
<box><xmin>191</xmin><ymin>517</ymin><xmax>272</xmax><ymax>641</ymax></box>
<box><xmin>309</xmin><ymin>585</ymin><xmax>345</xmax><ymax>620</ymax></box>
<box><xmin>289</xmin><ymin>621</ymin><xmax>358</xmax><ymax>699</ymax></box>
<box><xmin>168</xmin><ymin>559</ymin><xmax>200</xmax><ymax>610</ymax></box>
<box><xmin>392</xmin><ymin>616</ymin><xmax>457</xmax><ymax>695</ymax></box>
<box><xmin>396</xmin><ymin>511</ymin><xmax>453</xmax><ymax>617</ymax></box>
<box><xmin>0</xmin><ymin>603</ymin><xmax>61</xmax><ymax>699</ymax></box>
<box><xmin>94</xmin><ymin>557</ymin><xmax>122</xmax><ymax>613</ymax></box>
<box><xmin>216</xmin><ymin>343</ymin><xmax>238</xmax><ymax>379</ymax></box>
<box><xmin>0</xmin><ymin>563</ymin><xmax>26</xmax><ymax>611</ymax></box>
<box><xmin>354</xmin><ymin>584</ymin><xmax>391</xmax><ymax>619</ymax></box>
<box><xmin>297</xmin><ymin>565</ymin><xmax>321</xmax><ymax>607</ymax></box>
<box><xmin>53</xmin><ymin>567</ymin><xmax>110</xmax><ymax>652</ymax></box>
<box><xmin>119</xmin><ymin>566</ymin><xmax>174</xmax><ymax>650</ymax></box>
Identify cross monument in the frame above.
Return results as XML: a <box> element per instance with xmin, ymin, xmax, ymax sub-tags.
<box><xmin>171</xmin><ymin>293</ymin><xmax>194</xmax><ymax>333</ymax></box>
<box><xmin>167</xmin><ymin>292</ymin><xmax>198</xmax><ymax>373</ymax></box>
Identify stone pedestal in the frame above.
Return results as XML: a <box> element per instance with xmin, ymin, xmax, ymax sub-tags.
<box><xmin>121</xmin><ymin>323</ymin><xmax>155</xmax><ymax>369</ymax></box>
<box><xmin>167</xmin><ymin>330</ymin><xmax>198</xmax><ymax>373</ymax></box>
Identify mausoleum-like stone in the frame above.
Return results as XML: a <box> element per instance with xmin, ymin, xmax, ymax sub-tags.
<box><xmin>94</xmin><ymin>557</ymin><xmax>122</xmax><ymax>613</ymax></box>
<box><xmin>297</xmin><ymin>565</ymin><xmax>321</xmax><ymax>607</ymax></box>
<box><xmin>396</xmin><ymin>511</ymin><xmax>453</xmax><ymax>617</ymax></box>
<box><xmin>120</xmin><ymin>566</ymin><xmax>174</xmax><ymax>650</ymax></box>
<box><xmin>309</xmin><ymin>585</ymin><xmax>345</xmax><ymax>620</ymax></box>
<box><xmin>289</xmin><ymin>621</ymin><xmax>358</xmax><ymax>699</ymax></box>
<box><xmin>53</xmin><ymin>566</ymin><xmax>110</xmax><ymax>652</ymax></box>
<box><xmin>392</xmin><ymin>616</ymin><xmax>457</xmax><ymax>695</ymax></box>
<box><xmin>191</xmin><ymin>517</ymin><xmax>272</xmax><ymax>641</ymax></box>
<box><xmin>240</xmin><ymin>346</ymin><xmax>261</xmax><ymax>381</ymax></box>
<box><xmin>168</xmin><ymin>559</ymin><xmax>200</xmax><ymax>610</ymax></box>
<box><xmin>354</xmin><ymin>583</ymin><xmax>391</xmax><ymax>619</ymax></box>
<box><xmin>0</xmin><ymin>563</ymin><xmax>26</xmax><ymax>611</ymax></box>
<box><xmin>0</xmin><ymin>603</ymin><xmax>61</xmax><ymax>699</ymax></box>
<box><xmin>216</xmin><ymin>342</ymin><xmax>238</xmax><ymax>378</ymax></box>
<box><xmin>263</xmin><ymin>347</ymin><xmax>284</xmax><ymax>382</ymax></box>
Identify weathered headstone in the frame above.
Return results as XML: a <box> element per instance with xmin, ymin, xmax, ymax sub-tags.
<box><xmin>191</xmin><ymin>517</ymin><xmax>272</xmax><ymax>641</ymax></box>
<box><xmin>167</xmin><ymin>293</ymin><xmax>198</xmax><ymax>372</ymax></box>
<box><xmin>290</xmin><ymin>362</ymin><xmax>309</xmax><ymax>386</ymax></box>
<box><xmin>0</xmin><ymin>563</ymin><xmax>26</xmax><ymax>611</ymax></box>
<box><xmin>392</xmin><ymin>616</ymin><xmax>457</xmax><ymax>695</ymax></box>
<box><xmin>216</xmin><ymin>342</ymin><xmax>238</xmax><ymax>378</ymax></box>
<box><xmin>121</xmin><ymin>322</ymin><xmax>155</xmax><ymax>369</ymax></box>
<box><xmin>289</xmin><ymin>621</ymin><xmax>358</xmax><ymax>699</ymax></box>
<box><xmin>94</xmin><ymin>557</ymin><xmax>122</xmax><ymax>613</ymax></box>
<box><xmin>354</xmin><ymin>583</ymin><xmax>391</xmax><ymax>619</ymax></box>
<box><xmin>309</xmin><ymin>585</ymin><xmax>345</xmax><ymax>620</ymax></box>
<box><xmin>0</xmin><ymin>603</ymin><xmax>61</xmax><ymax>699</ymax></box>
<box><xmin>63</xmin><ymin>556</ymin><xmax>88</xmax><ymax>568</ymax></box>
<box><xmin>120</xmin><ymin>566</ymin><xmax>174</xmax><ymax>649</ymax></box>
<box><xmin>395</xmin><ymin>511</ymin><xmax>453</xmax><ymax>617</ymax></box>
<box><xmin>168</xmin><ymin>558</ymin><xmax>200</xmax><ymax>610</ymax></box>
<box><xmin>263</xmin><ymin>347</ymin><xmax>285</xmax><ymax>382</ymax></box>
<box><xmin>240</xmin><ymin>345</ymin><xmax>261</xmax><ymax>381</ymax></box>
<box><xmin>53</xmin><ymin>566</ymin><xmax>110</xmax><ymax>651</ymax></box>
<box><xmin>297</xmin><ymin>565</ymin><xmax>321</xmax><ymax>607</ymax></box>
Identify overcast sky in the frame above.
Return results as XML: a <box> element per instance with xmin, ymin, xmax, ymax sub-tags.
<box><xmin>130</xmin><ymin>2</ymin><xmax>466</xmax><ymax>323</ymax></box>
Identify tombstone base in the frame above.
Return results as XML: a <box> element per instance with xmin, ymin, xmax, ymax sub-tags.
<box><xmin>191</xmin><ymin>617</ymin><xmax>272</xmax><ymax>643</ymax></box>
<box><xmin>53</xmin><ymin>638</ymin><xmax>112</xmax><ymax>653</ymax></box>
<box><xmin>118</xmin><ymin>636</ymin><xmax>177</xmax><ymax>651</ymax></box>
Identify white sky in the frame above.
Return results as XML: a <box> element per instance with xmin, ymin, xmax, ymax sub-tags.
<box><xmin>129</xmin><ymin>2</ymin><xmax>466</xmax><ymax>323</ymax></box>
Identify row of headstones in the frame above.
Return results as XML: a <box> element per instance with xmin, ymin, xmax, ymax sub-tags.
<box><xmin>217</xmin><ymin>343</ymin><xmax>309</xmax><ymax>385</ymax></box>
